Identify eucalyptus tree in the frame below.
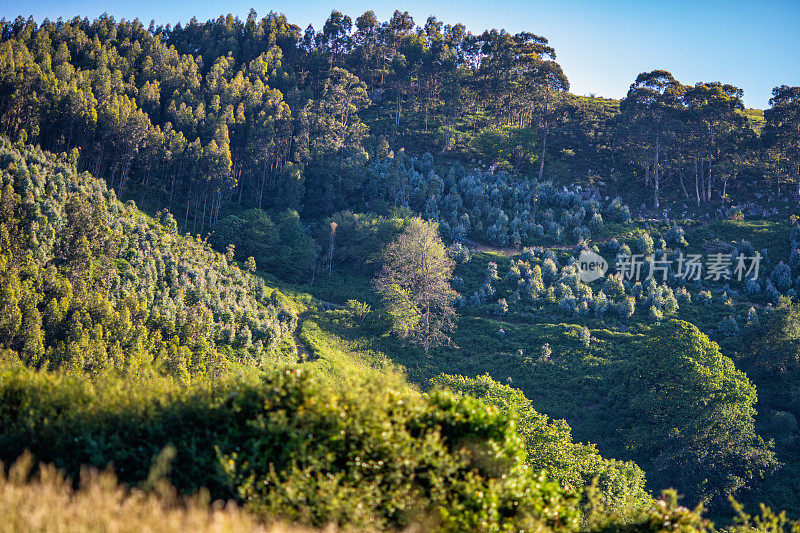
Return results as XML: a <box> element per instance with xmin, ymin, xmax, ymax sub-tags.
<box><xmin>765</xmin><ymin>85</ymin><xmax>800</xmax><ymax>196</ymax></box>
<box><xmin>619</xmin><ymin>70</ymin><xmax>683</xmax><ymax>209</ymax></box>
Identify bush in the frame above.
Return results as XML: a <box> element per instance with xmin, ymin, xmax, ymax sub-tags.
<box><xmin>345</xmin><ymin>300</ymin><xmax>371</xmax><ymax>323</ymax></box>
<box><xmin>663</xmin><ymin>291</ymin><xmax>679</xmax><ymax>315</ymax></box>
<box><xmin>580</xmin><ymin>326</ymin><xmax>591</xmax><ymax>348</ymax></box>
<box><xmin>506</xmin><ymin>264</ymin><xmax>522</xmax><ymax>284</ymax></box>
<box><xmin>486</xmin><ymin>261</ymin><xmax>499</xmax><ymax>281</ymax></box>
<box><xmin>448</xmin><ymin>242</ymin><xmax>471</xmax><ymax>264</ymax></box>
<box><xmin>542</xmin><ymin>257</ymin><xmax>559</xmax><ymax>285</ymax></box>
<box><xmin>676</xmin><ymin>287</ymin><xmax>692</xmax><ymax>305</ymax></box>
<box><xmin>745</xmin><ymin>279</ymin><xmax>762</xmax><ymax>295</ymax></box>
<box><xmin>790</xmin><ymin>248</ymin><xmax>800</xmax><ymax>271</ymax></box>
<box><xmin>635</xmin><ymin>233</ymin><xmax>654</xmax><ymax>255</ymax></box>
<box><xmin>771</xmin><ymin>262</ymin><xmax>793</xmax><ymax>291</ymax></box>
<box><xmin>539</xmin><ymin>343</ymin><xmax>552</xmax><ymax>362</ymax></box>
<box><xmin>766</xmin><ymin>281</ymin><xmax>781</xmax><ymax>302</ymax></box>
<box><xmin>606</xmin><ymin>197</ymin><xmax>632</xmax><ymax>223</ymax></box>
<box><xmin>746</xmin><ymin>306</ymin><xmax>759</xmax><ymax>326</ymax></box>
<box><xmin>698</xmin><ymin>290</ymin><xmax>713</xmax><ymax>306</ymax></box>
<box><xmin>665</xmin><ymin>225</ymin><xmax>688</xmax><ymax>248</ymax></box>
<box><xmin>0</xmin><ymin>365</ymin><xmax>582</xmax><ymax>531</ymax></box>
<box><xmin>589</xmin><ymin>212</ymin><xmax>604</xmax><ymax>233</ymax></box>
<box><xmin>616</xmin><ymin>296</ymin><xmax>636</xmax><ymax>319</ymax></box>
<box><xmin>603</xmin><ymin>275</ymin><xmax>625</xmax><ymax>299</ymax></box>
<box><xmin>649</xmin><ymin>305</ymin><xmax>664</xmax><ymax>322</ymax></box>
<box><xmin>718</xmin><ymin>315</ymin><xmax>739</xmax><ymax>336</ymax></box>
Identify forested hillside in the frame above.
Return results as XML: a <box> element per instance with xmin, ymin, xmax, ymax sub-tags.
<box><xmin>1</xmin><ymin>8</ymin><xmax>800</xmax><ymax>532</ymax></box>
<box><xmin>1</xmin><ymin>11</ymin><xmax>798</xmax><ymax>228</ymax></box>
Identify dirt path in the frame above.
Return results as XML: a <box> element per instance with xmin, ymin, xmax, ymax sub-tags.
<box><xmin>467</xmin><ymin>234</ymin><xmax>626</xmax><ymax>256</ymax></box>
<box><xmin>293</xmin><ymin>313</ymin><xmax>310</xmax><ymax>362</ymax></box>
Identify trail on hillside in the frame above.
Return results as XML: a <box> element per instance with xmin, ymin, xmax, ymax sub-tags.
<box><xmin>292</xmin><ymin>301</ymin><xmax>344</xmax><ymax>363</ymax></box>
<box><xmin>293</xmin><ymin>313</ymin><xmax>311</xmax><ymax>362</ymax></box>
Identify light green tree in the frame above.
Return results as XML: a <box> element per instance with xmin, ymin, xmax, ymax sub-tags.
<box><xmin>375</xmin><ymin>218</ymin><xmax>457</xmax><ymax>354</ymax></box>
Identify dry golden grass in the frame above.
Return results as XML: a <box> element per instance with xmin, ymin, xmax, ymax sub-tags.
<box><xmin>0</xmin><ymin>453</ymin><xmax>345</xmax><ymax>533</ymax></box>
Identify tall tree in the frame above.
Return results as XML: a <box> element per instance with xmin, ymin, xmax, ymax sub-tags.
<box><xmin>619</xmin><ymin>70</ymin><xmax>682</xmax><ymax>209</ymax></box>
<box><xmin>374</xmin><ymin>218</ymin><xmax>457</xmax><ymax>354</ymax></box>
<box><xmin>765</xmin><ymin>85</ymin><xmax>800</xmax><ymax>196</ymax></box>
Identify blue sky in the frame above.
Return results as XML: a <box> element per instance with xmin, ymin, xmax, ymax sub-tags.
<box><xmin>5</xmin><ymin>0</ymin><xmax>799</xmax><ymax>109</ymax></box>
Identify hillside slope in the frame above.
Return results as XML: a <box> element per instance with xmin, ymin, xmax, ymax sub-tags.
<box><xmin>0</xmin><ymin>137</ymin><xmax>296</xmax><ymax>377</ymax></box>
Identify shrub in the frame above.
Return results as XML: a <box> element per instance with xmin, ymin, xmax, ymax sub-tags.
<box><xmin>448</xmin><ymin>242</ymin><xmax>471</xmax><ymax>264</ymax></box>
<box><xmin>632</xmin><ymin>282</ymin><xmax>644</xmax><ymax>301</ymax></box>
<box><xmin>772</xmin><ymin>262</ymin><xmax>793</xmax><ymax>291</ymax></box>
<box><xmin>745</xmin><ymin>278</ymin><xmax>762</xmax><ymax>295</ymax></box>
<box><xmin>662</xmin><ymin>291</ymin><xmax>679</xmax><ymax>315</ymax></box>
<box><xmin>649</xmin><ymin>305</ymin><xmax>664</xmax><ymax>322</ymax></box>
<box><xmin>506</xmin><ymin>264</ymin><xmax>522</xmax><ymax>284</ymax></box>
<box><xmin>542</xmin><ymin>257</ymin><xmax>559</xmax><ymax>285</ymax></box>
<box><xmin>606</xmin><ymin>197</ymin><xmax>632</xmax><ymax>223</ymax></box>
<box><xmin>635</xmin><ymin>233</ymin><xmax>654</xmax><ymax>255</ymax></box>
<box><xmin>766</xmin><ymin>281</ymin><xmax>781</xmax><ymax>302</ymax></box>
<box><xmin>345</xmin><ymin>300</ymin><xmax>371</xmax><ymax>323</ymax></box>
<box><xmin>718</xmin><ymin>315</ymin><xmax>739</xmax><ymax>336</ymax></box>
<box><xmin>580</xmin><ymin>326</ymin><xmax>591</xmax><ymax>348</ymax></box>
<box><xmin>698</xmin><ymin>290</ymin><xmax>713</xmax><ymax>305</ymax></box>
<box><xmin>616</xmin><ymin>296</ymin><xmax>636</xmax><ymax>319</ymax></box>
<box><xmin>746</xmin><ymin>306</ymin><xmax>759</xmax><ymax>326</ymax></box>
<box><xmin>727</xmin><ymin>205</ymin><xmax>744</xmax><ymax>221</ymax></box>
<box><xmin>676</xmin><ymin>287</ymin><xmax>692</xmax><ymax>305</ymax></box>
<box><xmin>486</xmin><ymin>261</ymin><xmax>499</xmax><ymax>281</ymax></box>
<box><xmin>603</xmin><ymin>274</ymin><xmax>625</xmax><ymax>299</ymax></box>
<box><xmin>665</xmin><ymin>225</ymin><xmax>688</xmax><ymax>248</ymax></box>
<box><xmin>573</xmin><ymin>225</ymin><xmax>591</xmax><ymax>242</ymax></box>
<box><xmin>469</xmin><ymin>290</ymin><xmax>485</xmax><ymax>306</ymax></box>
<box><xmin>593</xmin><ymin>290</ymin><xmax>609</xmax><ymax>316</ymax></box>
<box><xmin>768</xmin><ymin>411</ymin><xmax>799</xmax><ymax>434</ymax></box>
<box><xmin>539</xmin><ymin>343</ymin><xmax>552</xmax><ymax>362</ymax></box>
<box><xmin>0</xmin><ymin>365</ymin><xmax>581</xmax><ymax>531</ymax></box>
<box><xmin>589</xmin><ymin>212</ymin><xmax>604</xmax><ymax>233</ymax></box>
<box><xmin>790</xmin><ymin>248</ymin><xmax>800</xmax><ymax>271</ymax></box>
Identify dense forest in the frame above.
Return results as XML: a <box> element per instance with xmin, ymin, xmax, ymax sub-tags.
<box><xmin>1</xmin><ymin>9</ymin><xmax>800</xmax><ymax>532</ymax></box>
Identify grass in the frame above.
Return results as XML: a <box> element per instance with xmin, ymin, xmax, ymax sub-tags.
<box><xmin>0</xmin><ymin>453</ymin><xmax>326</xmax><ymax>533</ymax></box>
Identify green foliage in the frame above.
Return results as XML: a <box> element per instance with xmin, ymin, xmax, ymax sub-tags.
<box><xmin>471</xmin><ymin>126</ymin><xmax>539</xmax><ymax>172</ymax></box>
<box><xmin>432</xmin><ymin>373</ymin><xmax>652</xmax><ymax>521</ymax></box>
<box><xmin>375</xmin><ymin>218</ymin><xmax>457</xmax><ymax>354</ymax></box>
<box><xmin>619</xmin><ymin>320</ymin><xmax>778</xmax><ymax>507</ymax></box>
<box><xmin>0</xmin><ymin>363</ymin><xmax>582</xmax><ymax>531</ymax></box>
<box><xmin>0</xmin><ymin>140</ymin><xmax>296</xmax><ymax>376</ymax></box>
<box><xmin>210</xmin><ymin>209</ymin><xmax>319</xmax><ymax>283</ymax></box>
<box><xmin>344</xmin><ymin>299</ymin><xmax>371</xmax><ymax>323</ymax></box>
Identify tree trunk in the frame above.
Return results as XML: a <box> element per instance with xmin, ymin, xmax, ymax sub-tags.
<box><xmin>423</xmin><ymin>300</ymin><xmax>431</xmax><ymax>356</ymax></box>
<box><xmin>694</xmin><ymin>154</ymin><xmax>701</xmax><ymax>206</ymax></box>
<box><xmin>795</xmin><ymin>165</ymin><xmax>800</xmax><ymax>197</ymax></box>
<box><xmin>538</xmin><ymin>125</ymin><xmax>547</xmax><ymax>181</ymax></box>
<box><xmin>678</xmin><ymin>164</ymin><xmax>689</xmax><ymax>199</ymax></box>
<box><xmin>653</xmin><ymin>132</ymin><xmax>660</xmax><ymax>209</ymax></box>
<box><xmin>707</xmin><ymin>157</ymin><xmax>712</xmax><ymax>201</ymax></box>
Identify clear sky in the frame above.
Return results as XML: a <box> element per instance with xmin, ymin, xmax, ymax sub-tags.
<box><xmin>4</xmin><ymin>0</ymin><xmax>799</xmax><ymax>109</ymax></box>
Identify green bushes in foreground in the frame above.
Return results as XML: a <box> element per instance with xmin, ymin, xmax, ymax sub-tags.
<box><xmin>0</xmin><ymin>363</ymin><xmax>581</xmax><ymax>531</ymax></box>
